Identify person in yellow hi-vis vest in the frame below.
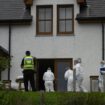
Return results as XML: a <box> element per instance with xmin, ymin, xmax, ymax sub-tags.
<box><xmin>21</xmin><ymin>51</ymin><xmax>37</xmax><ymax>91</ymax></box>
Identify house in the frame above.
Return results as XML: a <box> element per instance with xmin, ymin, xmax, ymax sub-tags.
<box><xmin>0</xmin><ymin>0</ymin><xmax>105</xmax><ymax>91</ymax></box>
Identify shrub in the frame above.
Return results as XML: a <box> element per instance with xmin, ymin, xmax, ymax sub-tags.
<box><xmin>0</xmin><ymin>56</ymin><xmax>10</xmax><ymax>71</ymax></box>
<box><xmin>44</xmin><ymin>92</ymin><xmax>58</xmax><ymax>105</ymax></box>
<box><xmin>0</xmin><ymin>56</ymin><xmax>10</xmax><ymax>80</ymax></box>
<box><xmin>57</xmin><ymin>92</ymin><xmax>88</xmax><ymax>105</ymax></box>
<box><xmin>0</xmin><ymin>91</ymin><xmax>105</xmax><ymax>105</ymax></box>
<box><xmin>0</xmin><ymin>91</ymin><xmax>40</xmax><ymax>105</ymax></box>
<box><xmin>87</xmin><ymin>92</ymin><xmax>105</xmax><ymax>105</ymax></box>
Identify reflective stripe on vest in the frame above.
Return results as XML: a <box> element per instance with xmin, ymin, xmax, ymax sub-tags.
<box><xmin>23</xmin><ymin>56</ymin><xmax>34</xmax><ymax>70</ymax></box>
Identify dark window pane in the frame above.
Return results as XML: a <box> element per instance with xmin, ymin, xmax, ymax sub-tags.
<box><xmin>59</xmin><ymin>8</ymin><xmax>65</xmax><ymax>19</ymax></box>
<box><xmin>39</xmin><ymin>9</ymin><xmax>45</xmax><ymax>20</ymax></box>
<box><xmin>46</xmin><ymin>8</ymin><xmax>52</xmax><ymax>19</ymax></box>
<box><xmin>66</xmin><ymin>8</ymin><xmax>72</xmax><ymax>19</ymax></box>
<box><xmin>39</xmin><ymin>21</ymin><xmax>45</xmax><ymax>32</ymax></box>
<box><xmin>46</xmin><ymin>21</ymin><xmax>51</xmax><ymax>32</ymax></box>
<box><xmin>66</xmin><ymin>20</ymin><xmax>72</xmax><ymax>32</ymax></box>
<box><xmin>59</xmin><ymin>21</ymin><xmax>65</xmax><ymax>32</ymax></box>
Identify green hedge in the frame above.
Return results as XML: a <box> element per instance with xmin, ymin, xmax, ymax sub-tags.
<box><xmin>0</xmin><ymin>91</ymin><xmax>40</xmax><ymax>105</ymax></box>
<box><xmin>0</xmin><ymin>91</ymin><xmax>105</xmax><ymax>105</ymax></box>
<box><xmin>56</xmin><ymin>92</ymin><xmax>105</xmax><ymax>105</ymax></box>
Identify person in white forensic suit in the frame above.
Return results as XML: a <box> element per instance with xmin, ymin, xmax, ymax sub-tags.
<box><xmin>98</xmin><ymin>61</ymin><xmax>105</xmax><ymax>92</ymax></box>
<box><xmin>43</xmin><ymin>67</ymin><xmax>55</xmax><ymax>92</ymax></box>
<box><xmin>64</xmin><ymin>67</ymin><xmax>73</xmax><ymax>92</ymax></box>
<box><xmin>74</xmin><ymin>58</ymin><xmax>88</xmax><ymax>92</ymax></box>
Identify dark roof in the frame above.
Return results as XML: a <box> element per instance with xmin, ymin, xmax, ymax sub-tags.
<box><xmin>76</xmin><ymin>0</ymin><xmax>105</xmax><ymax>22</ymax></box>
<box><xmin>0</xmin><ymin>0</ymin><xmax>32</xmax><ymax>24</ymax></box>
<box><xmin>0</xmin><ymin>46</ymin><xmax>9</xmax><ymax>56</ymax></box>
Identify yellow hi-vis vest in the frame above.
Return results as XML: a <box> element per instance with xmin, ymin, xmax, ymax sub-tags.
<box><xmin>23</xmin><ymin>56</ymin><xmax>34</xmax><ymax>70</ymax></box>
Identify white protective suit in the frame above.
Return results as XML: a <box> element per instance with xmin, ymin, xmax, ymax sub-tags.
<box><xmin>11</xmin><ymin>76</ymin><xmax>24</xmax><ymax>90</ymax></box>
<box><xmin>74</xmin><ymin>62</ymin><xmax>88</xmax><ymax>92</ymax></box>
<box><xmin>43</xmin><ymin>68</ymin><xmax>55</xmax><ymax>92</ymax></box>
<box><xmin>64</xmin><ymin>68</ymin><xmax>73</xmax><ymax>91</ymax></box>
<box><xmin>98</xmin><ymin>63</ymin><xmax>105</xmax><ymax>92</ymax></box>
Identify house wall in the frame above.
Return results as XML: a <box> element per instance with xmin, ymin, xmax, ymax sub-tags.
<box><xmin>0</xmin><ymin>26</ymin><xmax>9</xmax><ymax>49</ymax></box>
<box><xmin>0</xmin><ymin>0</ymin><xmax>103</xmax><ymax>91</ymax></box>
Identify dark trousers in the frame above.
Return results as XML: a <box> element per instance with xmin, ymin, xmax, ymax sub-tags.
<box><xmin>23</xmin><ymin>70</ymin><xmax>36</xmax><ymax>91</ymax></box>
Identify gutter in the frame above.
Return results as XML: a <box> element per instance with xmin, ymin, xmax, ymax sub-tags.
<box><xmin>8</xmin><ymin>24</ymin><xmax>11</xmax><ymax>80</ymax></box>
<box><xmin>102</xmin><ymin>23</ymin><xmax>105</xmax><ymax>60</ymax></box>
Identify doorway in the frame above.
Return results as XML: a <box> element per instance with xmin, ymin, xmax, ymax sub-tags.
<box><xmin>37</xmin><ymin>59</ymin><xmax>54</xmax><ymax>90</ymax></box>
<box><xmin>37</xmin><ymin>59</ymin><xmax>73</xmax><ymax>91</ymax></box>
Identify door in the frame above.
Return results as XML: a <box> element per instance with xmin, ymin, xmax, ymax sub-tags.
<box><xmin>55</xmin><ymin>59</ymin><xmax>73</xmax><ymax>91</ymax></box>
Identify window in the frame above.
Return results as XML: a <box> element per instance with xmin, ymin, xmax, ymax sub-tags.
<box><xmin>57</xmin><ymin>5</ymin><xmax>74</xmax><ymax>35</ymax></box>
<box><xmin>36</xmin><ymin>5</ymin><xmax>53</xmax><ymax>36</ymax></box>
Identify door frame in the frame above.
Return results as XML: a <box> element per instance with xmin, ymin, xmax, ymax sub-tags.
<box><xmin>36</xmin><ymin>59</ymin><xmax>54</xmax><ymax>90</ymax></box>
<box><xmin>36</xmin><ymin>58</ymin><xmax>73</xmax><ymax>91</ymax></box>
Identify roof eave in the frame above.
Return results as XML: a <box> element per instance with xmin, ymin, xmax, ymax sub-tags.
<box><xmin>0</xmin><ymin>46</ymin><xmax>9</xmax><ymax>56</ymax></box>
<box><xmin>76</xmin><ymin>16</ymin><xmax>105</xmax><ymax>23</ymax></box>
<box><xmin>0</xmin><ymin>17</ymin><xmax>32</xmax><ymax>25</ymax></box>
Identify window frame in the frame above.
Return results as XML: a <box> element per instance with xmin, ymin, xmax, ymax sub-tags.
<box><xmin>57</xmin><ymin>5</ymin><xmax>74</xmax><ymax>35</ymax></box>
<box><xmin>36</xmin><ymin>5</ymin><xmax>53</xmax><ymax>36</ymax></box>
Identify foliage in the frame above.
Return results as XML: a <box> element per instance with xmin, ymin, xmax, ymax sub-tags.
<box><xmin>0</xmin><ymin>81</ymin><xmax>4</xmax><ymax>89</ymax></box>
<box><xmin>0</xmin><ymin>91</ymin><xmax>40</xmax><ymax>105</ymax></box>
<box><xmin>44</xmin><ymin>92</ymin><xmax>58</xmax><ymax>105</ymax></box>
<box><xmin>57</xmin><ymin>92</ymin><xmax>105</xmax><ymax>105</ymax></box>
<box><xmin>57</xmin><ymin>92</ymin><xmax>88</xmax><ymax>105</ymax></box>
<box><xmin>87</xmin><ymin>92</ymin><xmax>105</xmax><ymax>105</ymax></box>
<box><xmin>0</xmin><ymin>91</ymin><xmax>105</xmax><ymax>105</ymax></box>
<box><xmin>0</xmin><ymin>56</ymin><xmax>10</xmax><ymax>72</ymax></box>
